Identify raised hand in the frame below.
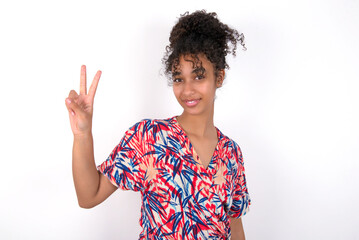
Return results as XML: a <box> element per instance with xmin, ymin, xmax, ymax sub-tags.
<box><xmin>65</xmin><ymin>65</ymin><xmax>102</xmax><ymax>136</ymax></box>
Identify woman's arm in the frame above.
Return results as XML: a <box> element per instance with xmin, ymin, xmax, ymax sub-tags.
<box><xmin>65</xmin><ymin>65</ymin><xmax>117</xmax><ymax>208</ymax></box>
<box><xmin>230</xmin><ymin>217</ymin><xmax>246</xmax><ymax>240</ymax></box>
<box><xmin>72</xmin><ymin>133</ymin><xmax>117</xmax><ymax>208</ymax></box>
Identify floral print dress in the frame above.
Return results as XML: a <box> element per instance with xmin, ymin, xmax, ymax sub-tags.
<box><xmin>97</xmin><ymin>116</ymin><xmax>251</xmax><ymax>239</ymax></box>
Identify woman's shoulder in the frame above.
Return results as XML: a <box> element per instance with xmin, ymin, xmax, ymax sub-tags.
<box><xmin>216</xmin><ymin>128</ymin><xmax>241</xmax><ymax>148</ymax></box>
<box><xmin>131</xmin><ymin>116</ymin><xmax>176</xmax><ymax>127</ymax></box>
<box><xmin>216</xmin><ymin>128</ymin><xmax>243</xmax><ymax>160</ymax></box>
<box><xmin>127</xmin><ymin>116</ymin><xmax>178</xmax><ymax>134</ymax></box>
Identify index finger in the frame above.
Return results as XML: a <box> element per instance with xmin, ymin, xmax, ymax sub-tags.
<box><xmin>88</xmin><ymin>70</ymin><xmax>102</xmax><ymax>99</ymax></box>
<box><xmin>80</xmin><ymin>65</ymin><xmax>87</xmax><ymax>95</ymax></box>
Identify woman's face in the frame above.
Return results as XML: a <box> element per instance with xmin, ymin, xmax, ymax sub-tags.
<box><xmin>172</xmin><ymin>54</ymin><xmax>224</xmax><ymax>117</ymax></box>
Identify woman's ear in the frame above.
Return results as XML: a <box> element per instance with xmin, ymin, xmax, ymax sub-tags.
<box><xmin>216</xmin><ymin>70</ymin><xmax>225</xmax><ymax>88</ymax></box>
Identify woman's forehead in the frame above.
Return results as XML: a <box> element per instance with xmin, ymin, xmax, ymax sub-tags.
<box><xmin>172</xmin><ymin>54</ymin><xmax>212</xmax><ymax>74</ymax></box>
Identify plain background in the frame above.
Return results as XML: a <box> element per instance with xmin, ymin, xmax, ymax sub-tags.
<box><xmin>0</xmin><ymin>0</ymin><xmax>358</xmax><ymax>239</ymax></box>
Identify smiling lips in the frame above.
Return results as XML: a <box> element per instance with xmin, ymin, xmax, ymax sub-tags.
<box><xmin>184</xmin><ymin>99</ymin><xmax>200</xmax><ymax>107</ymax></box>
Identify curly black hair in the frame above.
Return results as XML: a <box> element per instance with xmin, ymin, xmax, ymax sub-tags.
<box><xmin>163</xmin><ymin>10</ymin><xmax>246</xmax><ymax>84</ymax></box>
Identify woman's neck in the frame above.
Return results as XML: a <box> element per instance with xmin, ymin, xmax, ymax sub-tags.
<box><xmin>177</xmin><ymin>111</ymin><xmax>216</xmax><ymax>138</ymax></box>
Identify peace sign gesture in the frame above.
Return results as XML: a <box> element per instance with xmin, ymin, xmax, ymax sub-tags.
<box><xmin>65</xmin><ymin>65</ymin><xmax>102</xmax><ymax>136</ymax></box>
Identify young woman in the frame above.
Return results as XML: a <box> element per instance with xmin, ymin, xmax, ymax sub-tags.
<box><xmin>65</xmin><ymin>10</ymin><xmax>251</xmax><ymax>240</ymax></box>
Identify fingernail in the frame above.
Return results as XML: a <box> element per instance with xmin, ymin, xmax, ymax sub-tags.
<box><xmin>71</xmin><ymin>111</ymin><xmax>75</xmax><ymax>116</ymax></box>
<box><xmin>66</xmin><ymin>98</ymin><xmax>71</xmax><ymax>104</ymax></box>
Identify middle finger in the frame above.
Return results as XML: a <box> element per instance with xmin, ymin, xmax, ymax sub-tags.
<box><xmin>80</xmin><ymin>65</ymin><xmax>87</xmax><ymax>95</ymax></box>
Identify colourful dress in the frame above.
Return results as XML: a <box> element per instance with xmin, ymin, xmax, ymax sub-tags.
<box><xmin>97</xmin><ymin>116</ymin><xmax>251</xmax><ymax>239</ymax></box>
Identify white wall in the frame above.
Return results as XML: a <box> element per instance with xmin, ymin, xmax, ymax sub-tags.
<box><xmin>0</xmin><ymin>0</ymin><xmax>358</xmax><ymax>239</ymax></box>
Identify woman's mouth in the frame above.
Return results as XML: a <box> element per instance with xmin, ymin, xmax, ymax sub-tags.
<box><xmin>184</xmin><ymin>99</ymin><xmax>200</xmax><ymax>107</ymax></box>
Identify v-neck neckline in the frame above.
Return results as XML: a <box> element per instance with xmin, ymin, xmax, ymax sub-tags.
<box><xmin>171</xmin><ymin>116</ymin><xmax>222</xmax><ymax>173</ymax></box>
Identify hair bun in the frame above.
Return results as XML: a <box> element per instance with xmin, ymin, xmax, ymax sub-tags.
<box><xmin>163</xmin><ymin>10</ymin><xmax>246</xmax><ymax>83</ymax></box>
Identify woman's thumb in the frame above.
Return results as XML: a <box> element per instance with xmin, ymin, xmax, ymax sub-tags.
<box><xmin>65</xmin><ymin>98</ymin><xmax>81</xmax><ymax>117</ymax></box>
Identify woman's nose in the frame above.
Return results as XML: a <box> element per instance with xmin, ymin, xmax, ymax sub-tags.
<box><xmin>183</xmin><ymin>80</ymin><xmax>195</xmax><ymax>94</ymax></box>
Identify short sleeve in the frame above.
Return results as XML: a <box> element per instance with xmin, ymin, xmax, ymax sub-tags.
<box><xmin>227</xmin><ymin>142</ymin><xmax>251</xmax><ymax>218</ymax></box>
<box><xmin>97</xmin><ymin>119</ymin><xmax>153</xmax><ymax>192</ymax></box>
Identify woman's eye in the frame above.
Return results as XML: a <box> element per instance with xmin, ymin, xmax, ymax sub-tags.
<box><xmin>173</xmin><ymin>78</ymin><xmax>182</xmax><ymax>83</ymax></box>
<box><xmin>195</xmin><ymin>75</ymin><xmax>204</xmax><ymax>80</ymax></box>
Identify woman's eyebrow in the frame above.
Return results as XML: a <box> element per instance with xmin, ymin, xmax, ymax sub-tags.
<box><xmin>192</xmin><ymin>67</ymin><xmax>206</xmax><ymax>75</ymax></box>
<box><xmin>172</xmin><ymin>71</ymin><xmax>181</xmax><ymax>77</ymax></box>
<box><xmin>172</xmin><ymin>67</ymin><xmax>205</xmax><ymax>77</ymax></box>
